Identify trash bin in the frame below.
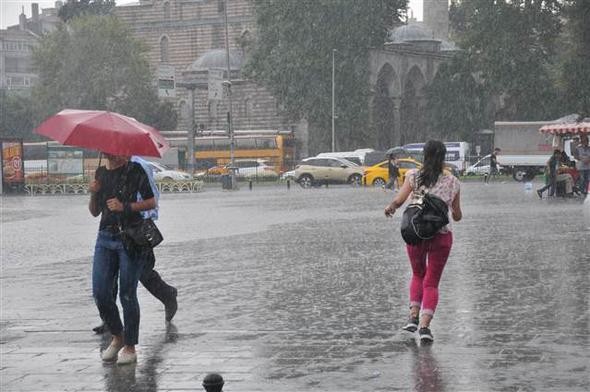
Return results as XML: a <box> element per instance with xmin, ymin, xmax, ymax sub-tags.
<box><xmin>221</xmin><ymin>174</ymin><xmax>232</xmax><ymax>190</ymax></box>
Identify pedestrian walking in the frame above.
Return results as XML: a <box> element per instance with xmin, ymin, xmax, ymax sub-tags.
<box><xmin>574</xmin><ymin>134</ymin><xmax>590</xmax><ymax>194</ymax></box>
<box><xmin>384</xmin><ymin>154</ymin><xmax>399</xmax><ymax>191</ymax></box>
<box><xmin>92</xmin><ymin>156</ymin><xmax>178</xmax><ymax>334</ymax></box>
<box><xmin>384</xmin><ymin>140</ymin><xmax>462</xmax><ymax>343</ymax></box>
<box><xmin>485</xmin><ymin>148</ymin><xmax>500</xmax><ymax>183</ymax></box>
<box><xmin>89</xmin><ymin>154</ymin><xmax>156</xmax><ymax>364</ymax></box>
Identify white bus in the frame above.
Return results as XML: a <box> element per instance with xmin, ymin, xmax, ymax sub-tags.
<box><xmin>402</xmin><ymin>142</ymin><xmax>470</xmax><ymax>173</ymax></box>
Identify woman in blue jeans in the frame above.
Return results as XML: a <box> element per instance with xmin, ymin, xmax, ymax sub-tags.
<box><xmin>88</xmin><ymin>153</ymin><xmax>156</xmax><ymax>365</ymax></box>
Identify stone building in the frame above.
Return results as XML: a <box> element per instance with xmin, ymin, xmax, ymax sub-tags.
<box><xmin>1</xmin><ymin>3</ymin><xmax>60</xmax><ymax>92</ymax></box>
<box><xmin>114</xmin><ymin>0</ymin><xmax>307</xmax><ymax>156</ymax></box>
<box><xmin>368</xmin><ymin>0</ymin><xmax>458</xmax><ymax>148</ymax></box>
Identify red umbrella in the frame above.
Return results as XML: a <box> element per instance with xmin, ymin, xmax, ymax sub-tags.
<box><xmin>35</xmin><ymin>109</ymin><xmax>170</xmax><ymax>158</ymax></box>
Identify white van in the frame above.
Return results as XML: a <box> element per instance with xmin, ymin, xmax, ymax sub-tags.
<box><xmin>402</xmin><ymin>142</ymin><xmax>470</xmax><ymax>173</ymax></box>
<box><xmin>315</xmin><ymin>149</ymin><xmax>374</xmax><ymax>166</ymax></box>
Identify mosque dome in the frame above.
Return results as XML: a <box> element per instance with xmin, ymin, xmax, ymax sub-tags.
<box><xmin>388</xmin><ymin>23</ymin><xmax>433</xmax><ymax>43</ymax></box>
<box><xmin>187</xmin><ymin>49</ymin><xmax>243</xmax><ymax>71</ymax></box>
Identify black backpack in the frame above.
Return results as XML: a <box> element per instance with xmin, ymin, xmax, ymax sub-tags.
<box><xmin>400</xmin><ymin>177</ymin><xmax>449</xmax><ymax>245</ymax></box>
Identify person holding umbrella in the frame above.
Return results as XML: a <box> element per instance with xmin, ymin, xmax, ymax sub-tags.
<box><xmin>89</xmin><ymin>153</ymin><xmax>156</xmax><ymax>364</ymax></box>
<box><xmin>36</xmin><ymin>109</ymin><xmax>172</xmax><ymax>365</ymax></box>
<box><xmin>92</xmin><ymin>155</ymin><xmax>178</xmax><ymax>335</ymax></box>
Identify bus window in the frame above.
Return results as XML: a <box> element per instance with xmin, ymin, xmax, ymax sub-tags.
<box><xmin>214</xmin><ymin>138</ymin><xmax>230</xmax><ymax>149</ymax></box>
<box><xmin>256</xmin><ymin>138</ymin><xmax>277</xmax><ymax>149</ymax></box>
<box><xmin>237</xmin><ymin>138</ymin><xmax>257</xmax><ymax>149</ymax></box>
<box><xmin>195</xmin><ymin>139</ymin><xmax>215</xmax><ymax>151</ymax></box>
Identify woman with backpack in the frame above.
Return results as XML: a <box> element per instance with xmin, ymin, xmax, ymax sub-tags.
<box><xmin>384</xmin><ymin>140</ymin><xmax>462</xmax><ymax>343</ymax></box>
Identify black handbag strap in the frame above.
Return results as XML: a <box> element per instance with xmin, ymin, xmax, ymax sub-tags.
<box><xmin>114</xmin><ymin>163</ymin><xmax>135</xmax><ymax>228</ymax></box>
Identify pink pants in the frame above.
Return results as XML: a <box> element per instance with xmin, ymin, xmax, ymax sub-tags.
<box><xmin>406</xmin><ymin>232</ymin><xmax>453</xmax><ymax>316</ymax></box>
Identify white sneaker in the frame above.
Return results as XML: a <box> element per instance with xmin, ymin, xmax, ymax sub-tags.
<box><xmin>101</xmin><ymin>341</ymin><xmax>124</xmax><ymax>362</ymax></box>
<box><xmin>116</xmin><ymin>350</ymin><xmax>137</xmax><ymax>365</ymax></box>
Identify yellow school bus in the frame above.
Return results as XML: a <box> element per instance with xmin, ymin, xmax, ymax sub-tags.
<box><xmin>167</xmin><ymin>130</ymin><xmax>295</xmax><ymax>172</ymax></box>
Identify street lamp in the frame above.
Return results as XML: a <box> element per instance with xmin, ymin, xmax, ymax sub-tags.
<box><xmin>223</xmin><ymin>0</ymin><xmax>236</xmax><ymax>189</ymax></box>
<box><xmin>331</xmin><ymin>48</ymin><xmax>337</xmax><ymax>153</ymax></box>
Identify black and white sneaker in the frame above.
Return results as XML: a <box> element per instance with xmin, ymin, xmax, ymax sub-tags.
<box><xmin>419</xmin><ymin>327</ymin><xmax>434</xmax><ymax>343</ymax></box>
<box><xmin>402</xmin><ymin>316</ymin><xmax>419</xmax><ymax>333</ymax></box>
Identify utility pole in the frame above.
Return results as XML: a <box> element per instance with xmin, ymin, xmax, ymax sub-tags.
<box><xmin>223</xmin><ymin>0</ymin><xmax>236</xmax><ymax>189</ymax></box>
<box><xmin>331</xmin><ymin>48</ymin><xmax>336</xmax><ymax>152</ymax></box>
<box><xmin>187</xmin><ymin>87</ymin><xmax>196</xmax><ymax>178</ymax></box>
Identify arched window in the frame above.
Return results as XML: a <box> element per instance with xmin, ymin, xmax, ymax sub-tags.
<box><xmin>163</xmin><ymin>1</ymin><xmax>170</xmax><ymax>19</ymax></box>
<box><xmin>160</xmin><ymin>36</ymin><xmax>169</xmax><ymax>63</ymax></box>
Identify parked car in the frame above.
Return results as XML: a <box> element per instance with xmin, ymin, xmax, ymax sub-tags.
<box><xmin>233</xmin><ymin>159</ymin><xmax>278</xmax><ymax>179</ymax></box>
<box><xmin>363</xmin><ymin>158</ymin><xmax>422</xmax><ymax>187</ymax></box>
<box><xmin>280</xmin><ymin>170</ymin><xmax>296</xmax><ymax>181</ymax></box>
<box><xmin>205</xmin><ymin>159</ymin><xmax>278</xmax><ymax>179</ymax></box>
<box><xmin>466</xmin><ymin>155</ymin><xmax>503</xmax><ymax>176</ymax></box>
<box><xmin>146</xmin><ymin>161</ymin><xmax>191</xmax><ymax>181</ymax></box>
<box><xmin>294</xmin><ymin>157</ymin><xmax>363</xmax><ymax>188</ymax></box>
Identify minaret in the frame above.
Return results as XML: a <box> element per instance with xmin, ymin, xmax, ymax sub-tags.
<box><xmin>423</xmin><ymin>0</ymin><xmax>449</xmax><ymax>39</ymax></box>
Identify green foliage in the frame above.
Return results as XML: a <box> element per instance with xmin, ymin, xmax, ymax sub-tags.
<box><xmin>32</xmin><ymin>15</ymin><xmax>177</xmax><ymax>135</ymax></box>
<box><xmin>0</xmin><ymin>91</ymin><xmax>35</xmax><ymax>140</ymax></box>
<box><xmin>245</xmin><ymin>0</ymin><xmax>407</xmax><ymax>153</ymax></box>
<box><xmin>449</xmin><ymin>0</ymin><xmax>563</xmax><ymax>121</ymax></box>
<box><xmin>424</xmin><ymin>54</ymin><xmax>492</xmax><ymax>141</ymax></box>
<box><xmin>58</xmin><ymin>0</ymin><xmax>115</xmax><ymax>23</ymax></box>
<box><xmin>558</xmin><ymin>0</ymin><xmax>590</xmax><ymax>117</ymax></box>
<box><xmin>33</xmin><ymin>16</ymin><xmax>177</xmax><ymax>136</ymax></box>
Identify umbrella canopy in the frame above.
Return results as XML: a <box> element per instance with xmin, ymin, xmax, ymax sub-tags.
<box><xmin>385</xmin><ymin>146</ymin><xmax>408</xmax><ymax>156</ymax></box>
<box><xmin>539</xmin><ymin>122</ymin><xmax>590</xmax><ymax>135</ymax></box>
<box><xmin>35</xmin><ymin>109</ymin><xmax>169</xmax><ymax>158</ymax></box>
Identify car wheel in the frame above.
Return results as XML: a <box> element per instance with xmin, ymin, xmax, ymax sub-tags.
<box><xmin>372</xmin><ymin>177</ymin><xmax>386</xmax><ymax>187</ymax></box>
<box><xmin>298</xmin><ymin>174</ymin><xmax>314</xmax><ymax>188</ymax></box>
<box><xmin>348</xmin><ymin>174</ymin><xmax>362</xmax><ymax>186</ymax></box>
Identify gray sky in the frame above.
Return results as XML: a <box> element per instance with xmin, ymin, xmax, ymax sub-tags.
<box><xmin>1</xmin><ymin>0</ymin><xmax>424</xmax><ymax>29</ymax></box>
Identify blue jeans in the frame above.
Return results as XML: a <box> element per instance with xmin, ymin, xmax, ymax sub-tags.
<box><xmin>580</xmin><ymin>169</ymin><xmax>590</xmax><ymax>194</ymax></box>
<box><xmin>92</xmin><ymin>230</ymin><xmax>147</xmax><ymax>345</ymax></box>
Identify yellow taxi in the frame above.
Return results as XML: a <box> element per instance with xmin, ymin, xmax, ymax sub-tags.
<box><xmin>363</xmin><ymin>158</ymin><xmax>422</xmax><ymax>187</ymax></box>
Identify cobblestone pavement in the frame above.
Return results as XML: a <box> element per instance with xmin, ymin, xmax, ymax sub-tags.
<box><xmin>1</xmin><ymin>181</ymin><xmax>589</xmax><ymax>391</ymax></box>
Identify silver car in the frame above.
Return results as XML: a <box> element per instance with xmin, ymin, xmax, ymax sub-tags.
<box><xmin>294</xmin><ymin>157</ymin><xmax>363</xmax><ymax>188</ymax></box>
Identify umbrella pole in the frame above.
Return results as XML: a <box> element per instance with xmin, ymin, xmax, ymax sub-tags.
<box><xmin>94</xmin><ymin>153</ymin><xmax>102</xmax><ymax>180</ymax></box>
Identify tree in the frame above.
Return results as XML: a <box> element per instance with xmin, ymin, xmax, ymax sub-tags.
<box><xmin>245</xmin><ymin>0</ymin><xmax>407</xmax><ymax>153</ymax></box>
<box><xmin>58</xmin><ymin>0</ymin><xmax>115</xmax><ymax>23</ymax></box>
<box><xmin>32</xmin><ymin>15</ymin><xmax>177</xmax><ymax>136</ymax></box>
<box><xmin>449</xmin><ymin>0</ymin><xmax>563</xmax><ymax>121</ymax></box>
<box><xmin>558</xmin><ymin>0</ymin><xmax>590</xmax><ymax>117</ymax></box>
<box><xmin>0</xmin><ymin>91</ymin><xmax>35</xmax><ymax>140</ymax></box>
<box><xmin>424</xmin><ymin>54</ymin><xmax>492</xmax><ymax>142</ymax></box>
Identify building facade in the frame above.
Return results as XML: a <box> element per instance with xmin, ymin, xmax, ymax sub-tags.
<box><xmin>114</xmin><ymin>0</ymin><xmax>307</xmax><ymax>156</ymax></box>
<box><xmin>1</xmin><ymin>3</ymin><xmax>61</xmax><ymax>92</ymax></box>
<box><xmin>368</xmin><ymin>0</ymin><xmax>457</xmax><ymax>148</ymax></box>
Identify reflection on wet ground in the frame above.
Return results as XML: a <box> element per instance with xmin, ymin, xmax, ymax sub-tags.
<box><xmin>1</xmin><ymin>182</ymin><xmax>589</xmax><ymax>391</ymax></box>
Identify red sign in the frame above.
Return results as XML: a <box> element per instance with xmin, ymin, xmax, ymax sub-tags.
<box><xmin>2</xmin><ymin>141</ymin><xmax>24</xmax><ymax>183</ymax></box>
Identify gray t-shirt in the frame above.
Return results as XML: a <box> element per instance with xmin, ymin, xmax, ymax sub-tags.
<box><xmin>577</xmin><ymin>145</ymin><xmax>590</xmax><ymax>170</ymax></box>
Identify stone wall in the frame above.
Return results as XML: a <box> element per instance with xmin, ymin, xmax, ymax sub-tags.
<box><xmin>114</xmin><ymin>0</ymin><xmax>304</xmax><ymax>144</ymax></box>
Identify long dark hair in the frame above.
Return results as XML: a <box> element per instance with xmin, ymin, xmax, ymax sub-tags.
<box><xmin>417</xmin><ymin>140</ymin><xmax>446</xmax><ymax>188</ymax></box>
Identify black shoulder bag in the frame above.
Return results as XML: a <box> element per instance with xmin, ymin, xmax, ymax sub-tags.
<box><xmin>400</xmin><ymin>175</ymin><xmax>449</xmax><ymax>245</ymax></box>
<box><xmin>117</xmin><ymin>164</ymin><xmax>164</xmax><ymax>249</ymax></box>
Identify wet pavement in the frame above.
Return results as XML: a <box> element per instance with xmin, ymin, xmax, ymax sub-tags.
<box><xmin>1</xmin><ymin>180</ymin><xmax>589</xmax><ymax>391</ymax></box>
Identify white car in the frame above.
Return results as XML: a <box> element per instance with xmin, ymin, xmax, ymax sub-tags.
<box><xmin>280</xmin><ymin>170</ymin><xmax>296</xmax><ymax>181</ymax></box>
<box><xmin>232</xmin><ymin>160</ymin><xmax>278</xmax><ymax>179</ymax></box>
<box><xmin>466</xmin><ymin>155</ymin><xmax>503</xmax><ymax>176</ymax></box>
<box><xmin>147</xmin><ymin>161</ymin><xmax>191</xmax><ymax>181</ymax></box>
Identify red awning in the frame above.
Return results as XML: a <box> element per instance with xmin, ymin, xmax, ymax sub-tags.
<box><xmin>539</xmin><ymin>122</ymin><xmax>590</xmax><ymax>135</ymax></box>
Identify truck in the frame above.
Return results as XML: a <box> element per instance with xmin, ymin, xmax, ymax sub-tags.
<box><xmin>493</xmin><ymin>121</ymin><xmax>573</xmax><ymax>181</ymax></box>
